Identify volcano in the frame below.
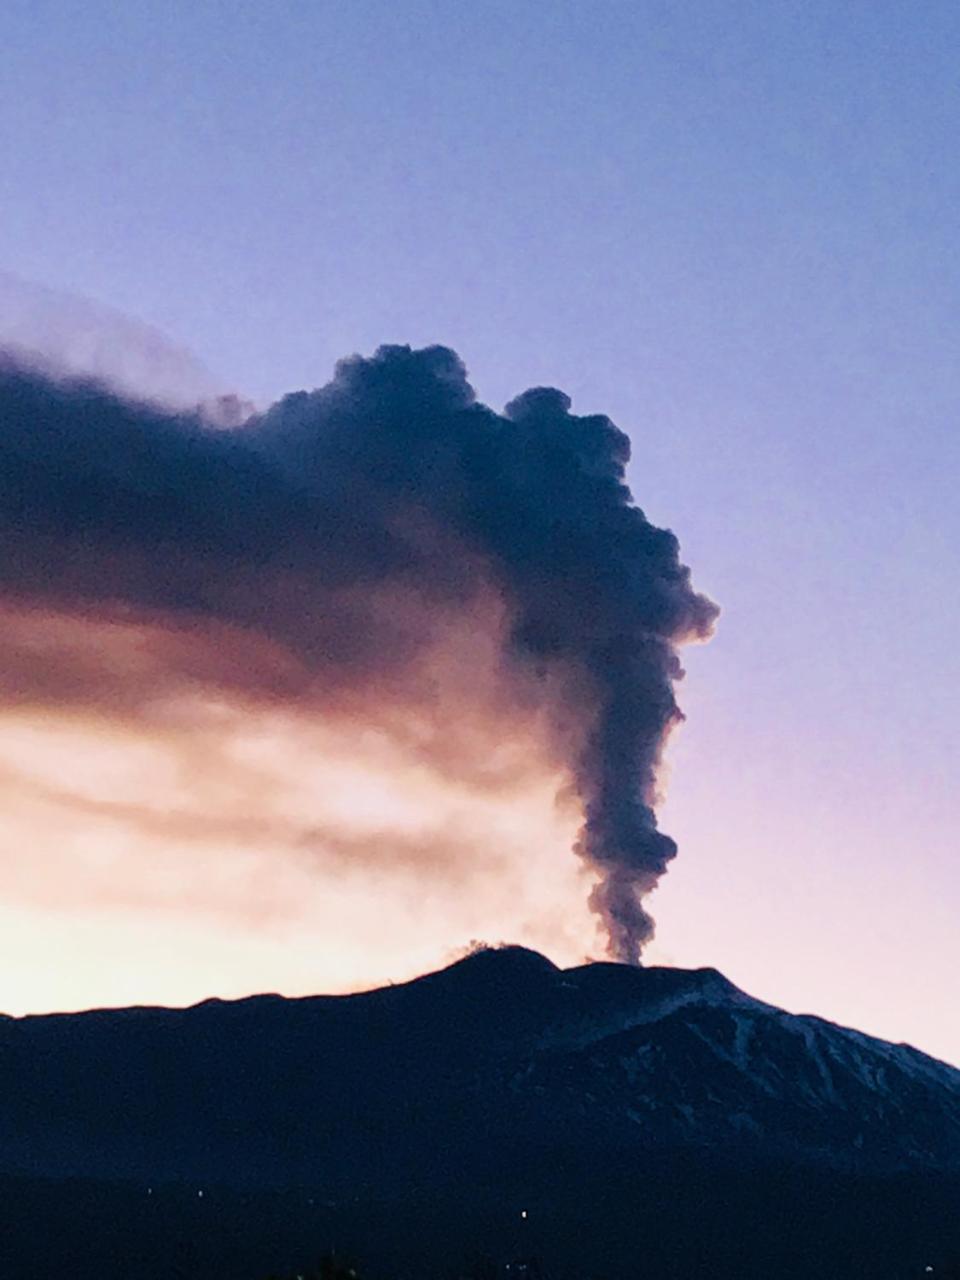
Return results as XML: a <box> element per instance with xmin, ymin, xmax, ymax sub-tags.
<box><xmin>2</xmin><ymin>946</ymin><xmax>958</xmax><ymax>1278</ymax></box>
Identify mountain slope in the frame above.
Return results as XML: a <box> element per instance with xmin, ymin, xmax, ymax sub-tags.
<box><xmin>2</xmin><ymin>947</ymin><xmax>958</xmax><ymax>1278</ymax></box>
<box><xmin>1</xmin><ymin>945</ymin><xmax>957</xmax><ymax>1189</ymax></box>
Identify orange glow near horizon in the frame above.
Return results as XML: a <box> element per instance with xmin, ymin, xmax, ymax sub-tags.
<box><xmin>0</xmin><ymin>599</ymin><xmax>595</xmax><ymax>1016</ymax></box>
<box><xmin>0</xmin><ymin>698</ymin><xmax>593</xmax><ymax>1012</ymax></box>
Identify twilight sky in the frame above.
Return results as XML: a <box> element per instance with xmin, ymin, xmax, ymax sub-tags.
<box><xmin>1</xmin><ymin>0</ymin><xmax>957</xmax><ymax>1067</ymax></box>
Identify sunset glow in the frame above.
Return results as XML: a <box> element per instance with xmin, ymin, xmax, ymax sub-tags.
<box><xmin>0</xmin><ymin>598</ymin><xmax>591</xmax><ymax>1015</ymax></box>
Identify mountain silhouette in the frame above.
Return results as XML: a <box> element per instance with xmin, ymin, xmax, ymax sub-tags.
<box><xmin>2</xmin><ymin>946</ymin><xmax>957</xmax><ymax>1278</ymax></box>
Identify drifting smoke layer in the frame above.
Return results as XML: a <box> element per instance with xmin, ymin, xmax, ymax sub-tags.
<box><xmin>0</xmin><ymin>271</ymin><xmax>224</xmax><ymax>409</ymax></box>
<box><xmin>0</xmin><ymin>345</ymin><xmax>716</xmax><ymax>961</ymax></box>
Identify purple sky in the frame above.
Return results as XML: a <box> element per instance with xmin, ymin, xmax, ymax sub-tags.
<box><xmin>1</xmin><ymin>0</ymin><xmax>957</xmax><ymax>1065</ymax></box>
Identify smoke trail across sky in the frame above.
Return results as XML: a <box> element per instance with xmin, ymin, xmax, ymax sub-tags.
<box><xmin>0</xmin><ymin>345</ymin><xmax>716</xmax><ymax>960</ymax></box>
<box><xmin>0</xmin><ymin>271</ymin><xmax>223</xmax><ymax>409</ymax></box>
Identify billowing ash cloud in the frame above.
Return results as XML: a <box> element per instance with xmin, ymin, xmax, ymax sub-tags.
<box><xmin>0</xmin><ymin>345</ymin><xmax>717</xmax><ymax>961</ymax></box>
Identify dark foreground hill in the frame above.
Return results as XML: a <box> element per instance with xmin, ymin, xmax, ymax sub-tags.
<box><xmin>2</xmin><ymin>946</ymin><xmax>958</xmax><ymax>1278</ymax></box>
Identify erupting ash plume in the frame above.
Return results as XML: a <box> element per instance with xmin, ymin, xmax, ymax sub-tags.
<box><xmin>0</xmin><ymin>344</ymin><xmax>717</xmax><ymax>961</ymax></box>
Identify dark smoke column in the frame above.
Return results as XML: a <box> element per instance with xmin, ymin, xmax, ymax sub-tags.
<box><xmin>258</xmin><ymin>350</ymin><xmax>718</xmax><ymax>964</ymax></box>
<box><xmin>491</xmin><ymin>386</ymin><xmax>718</xmax><ymax>964</ymax></box>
